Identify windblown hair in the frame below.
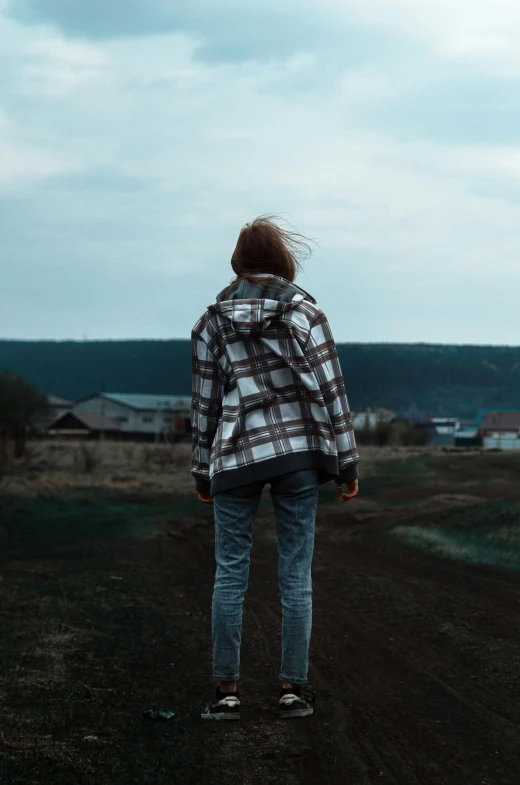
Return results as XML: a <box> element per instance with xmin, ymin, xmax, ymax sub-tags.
<box><xmin>230</xmin><ymin>215</ymin><xmax>313</xmax><ymax>287</ymax></box>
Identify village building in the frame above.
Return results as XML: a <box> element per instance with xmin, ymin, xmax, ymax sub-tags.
<box><xmin>478</xmin><ymin>411</ymin><xmax>520</xmax><ymax>440</ymax></box>
<box><xmin>70</xmin><ymin>393</ymin><xmax>191</xmax><ymax>441</ymax></box>
<box><xmin>478</xmin><ymin>411</ymin><xmax>520</xmax><ymax>450</ymax></box>
<box><xmin>49</xmin><ymin>411</ymin><xmax>121</xmax><ymax>439</ymax></box>
<box><xmin>429</xmin><ymin>417</ymin><xmax>460</xmax><ymax>435</ymax></box>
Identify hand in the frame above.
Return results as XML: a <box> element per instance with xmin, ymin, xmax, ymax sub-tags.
<box><xmin>336</xmin><ymin>479</ymin><xmax>358</xmax><ymax>503</ymax></box>
<box><xmin>197</xmin><ymin>491</ymin><xmax>213</xmax><ymax>505</ymax></box>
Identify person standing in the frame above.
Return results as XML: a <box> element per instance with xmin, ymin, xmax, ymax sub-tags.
<box><xmin>191</xmin><ymin>216</ymin><xmax>359</xmax><ymax>720</ymax></box>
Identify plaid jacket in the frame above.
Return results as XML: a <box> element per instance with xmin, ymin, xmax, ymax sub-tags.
<box><xmin>191</xmin><ymin>275</ymin><xmax>359</xmax><ymax>495</ymax></box>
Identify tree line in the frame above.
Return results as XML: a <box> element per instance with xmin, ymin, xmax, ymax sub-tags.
<box><xmin>1</xmin><ymin>339</ymin><xmax>519</xmax><ymax>418</ymax></box>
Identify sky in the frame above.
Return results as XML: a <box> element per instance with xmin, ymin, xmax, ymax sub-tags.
<box><xmin>1</xmin><ymin>0</ymin><xmax>519</xmax><ymax>344</ymax></box>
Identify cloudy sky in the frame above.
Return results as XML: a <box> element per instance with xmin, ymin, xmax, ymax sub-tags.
<box><xmin>1</xmin><ymin>0</ymin><xmax>519</xmax><ymax>344</ymax></box>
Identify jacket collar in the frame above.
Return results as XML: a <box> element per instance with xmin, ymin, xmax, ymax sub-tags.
<box><xmin>216</xmin><ymin>274</ymin><xmax>317</xmax><ymax>305</ymax></box>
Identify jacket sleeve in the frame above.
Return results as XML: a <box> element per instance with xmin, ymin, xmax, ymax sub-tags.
<box><xmin>306</xmin><ymin>310</ymin><xmax>359</xmax><ymax>483</ymax></box>
<box><xmin>191</xmin><ymin>329</ymin><xmax>224</xmax><ymax>494</ymax></box>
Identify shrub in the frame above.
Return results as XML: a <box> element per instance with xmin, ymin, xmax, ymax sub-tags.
<box><xmin>78</xmin><ymin>444</ymin><xmax>99</xmax><ymax>474</ymax></box>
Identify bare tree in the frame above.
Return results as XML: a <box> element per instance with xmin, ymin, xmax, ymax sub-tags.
<box><xmin>0</xmin><ymin>370</ymin><xmax>50</xmax><ymax>461</ymax></box>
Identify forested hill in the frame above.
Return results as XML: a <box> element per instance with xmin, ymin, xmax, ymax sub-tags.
<box><xmin>1</xmin><ymin>340</ymin><xmax>519</xmax><ymax>418</ymax></box>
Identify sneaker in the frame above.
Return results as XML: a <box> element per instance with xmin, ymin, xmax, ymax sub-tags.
<box><xmin>279</xmin><ymin>685</ymin><xmax>315</xmax><ymax>718</ymax></box>
<box><xmin>201</xmin><ymin>687</ymin><xmax>241</xmax><ymax>721</ymax></box>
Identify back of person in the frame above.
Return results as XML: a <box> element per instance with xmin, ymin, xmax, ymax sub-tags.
<box><xmin>192</xmin><ymin>216</ymin><xmax>359</xmax><ymax>721</ymax></box>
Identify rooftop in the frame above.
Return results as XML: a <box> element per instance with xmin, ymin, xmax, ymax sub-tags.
<box><xmin>473</xmin><ymin>407</ymin><xmax>519</xmax><ymax>426</ymax></box>
<box><xmin>480</xmin><ymin>411</ymin><xmax>520</xmax><ymax>432</ymax></box>
<box><xmin>53</xmin><ymin>411</ymin><xmax>121</xmax><ymax>431</ymax></box>
<box><xmin>48</xmin><ymin>394</ymin><xmax>73</xmax><ymax>407</ymax></box>
<box><xmin>79</xmin><ymin>393</ymin><xmax>191</xmax><ymax>410</ymax></box>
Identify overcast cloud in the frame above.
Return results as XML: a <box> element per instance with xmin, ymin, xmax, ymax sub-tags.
<box><xmin>1</xmin><ymin>0</ymin><xmax>519</xmax><ymax>343</ymax></box>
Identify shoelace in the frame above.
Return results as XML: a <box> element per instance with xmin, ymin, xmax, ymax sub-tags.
<box><xmin>300</xmin><ymin>687</ymin><xmax>315</xmax><ymax>704</ymax></box>
<box><xmin>215</xmin><ymin>688</ymin><xmax>240</xmax><ymax>701</ymax></box>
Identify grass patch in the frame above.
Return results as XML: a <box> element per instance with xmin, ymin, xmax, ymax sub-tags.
<box><xmin>358</xmin><ymin>453</ymin><xmax>437</xmax><ymax>498</ymax></box>
<box><xmin>391</xmin><ymin>501</ymin><xmax>520</xmax><ymax>572</ymax></box>
<box><xmin>0</xmin><ymin>489</ymin><xmax>213</xmax><ymax>560</ymax></box>
<box><xmin>0</xmin><ymin>497</ymin><xmax>169</xmax><ymax>554</ymax></box>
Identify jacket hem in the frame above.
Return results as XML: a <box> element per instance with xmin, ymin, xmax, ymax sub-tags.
<box><xmin>193</xmin><ymin>474</ymin><xmax>211</xmax><ymax>494</ymax></box>
<box><xmin>210</xmin><ymin>451</ymin><xmax>359</xmax><ymax>496</ymax></box>
<box><xmin>337</xmin><ymin>461</ymin><xmax>359</xmax><ymax>484</ymax></box>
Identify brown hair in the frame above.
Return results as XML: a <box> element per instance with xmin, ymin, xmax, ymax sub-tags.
<box><xmin>230</xmin><ymin>215</ymin><xmax>312</xmax><ymax>286</ymax></box>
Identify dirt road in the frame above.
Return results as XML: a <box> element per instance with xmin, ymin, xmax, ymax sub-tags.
<box><xmin>170</xmin><ymin>497</ymin><xmax>520</xmax><ymax>785</ymax></box>
<box><xmin>2</xmin><ymin>453</ymin><xmax>520</xmax><ymax>784</ymax></box>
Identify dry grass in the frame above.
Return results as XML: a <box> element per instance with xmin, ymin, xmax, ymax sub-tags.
<box><xmin>1</xmin><ymin>440</ymin><xmax>507</xmax><ymax>500</ymax></box>
<box><xmin>33</xmin><ymin>628</ymin><xmax>81</xmax><ymax>668</ymax></box>
<box><xmin>2</xmin><ymin>440</ymin><xmax>193</xmax><ymax>497</ymax></box>
<box><xmin>0</xmin><ymin>440</ymin><xmax>485</xmax><ymax>499</ymax></box>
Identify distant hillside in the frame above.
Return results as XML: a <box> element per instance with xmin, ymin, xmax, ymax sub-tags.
<box><xmin>1</xmin><ymin>340</ymin><xmax>519</xmax><ymax>419</ymax></box>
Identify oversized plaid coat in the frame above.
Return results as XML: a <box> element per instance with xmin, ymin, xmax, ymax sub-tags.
<box><xmin>191</xmin><ymin>275</ymin><xmax>359</xmax><ymax>495</ymax></box>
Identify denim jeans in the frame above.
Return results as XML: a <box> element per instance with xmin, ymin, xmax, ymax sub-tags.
<box><xmin>212</xmin><ymin>469</ymin><xmax>319</xmax><ymax>685</ymax></box>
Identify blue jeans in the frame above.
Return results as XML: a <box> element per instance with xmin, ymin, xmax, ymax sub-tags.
<box><xmin>212</xmin><ymin>469</ymin><xmax>319</xmax><ymax>685</ymax></box>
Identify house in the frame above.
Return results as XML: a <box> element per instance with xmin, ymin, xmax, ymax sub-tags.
<box><xmin>478</xmin><ymin>411</ymin><xmax>520</xmax><ymax>440</ymax></box>
<box><xmin>478</xmin><ymin>411</ymin><xmax>520</xmax><ymax>450</ymax></box>
<box><xmin>49</xmin><ymin>411</ymin><xmax>121</xmax><ymax>439</ymax></box>
<box><xmin>430</xmin><ymin>417</ymin><xmax>460</xmax><ymax>436</ymax></box>
<box><xmin>71</xmin><ymin>393</ymin><xmax>192</xmax><ymax>441</ymax></box>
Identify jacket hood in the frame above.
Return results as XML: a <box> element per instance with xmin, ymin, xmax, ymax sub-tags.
<box><xmin>209</xmin><ymin>274</ymin><xmax>316</xmax><ymax>336</ymax></box>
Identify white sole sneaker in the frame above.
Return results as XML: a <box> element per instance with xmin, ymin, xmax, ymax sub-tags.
<box><xmin>201</xmin><ymin>692</ymin><xmax>241</xmax><ymax>721</ymax></box>
<box><xmin>280</xmin><ymin>706</ymin><xmax>314</xmax><ymax>718</ymax></box>
<box><xmin>279</xmin><ymin>689</ymin><xmax>315</xmax><ymax>719</ymax></box>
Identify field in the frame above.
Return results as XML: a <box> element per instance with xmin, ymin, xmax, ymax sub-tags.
<box><xmin>1</xmin><ymin>443</ymin><xmax>520</xmax><ymax>785</ymax></box>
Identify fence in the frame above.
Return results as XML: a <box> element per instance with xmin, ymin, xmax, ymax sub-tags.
<box><xmin>483</xmin><ymin>437</ymin><xmax>520</xmax><ymax>450</ymax></box>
